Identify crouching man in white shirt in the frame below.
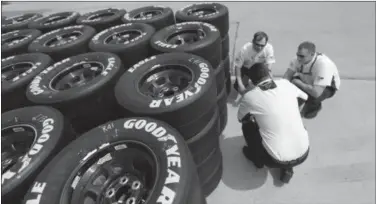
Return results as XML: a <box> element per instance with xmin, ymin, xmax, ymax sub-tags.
<box><xmin>238</xmin><ymin>63</ymin><xmax>310</xmax><ymax>183</ymax></box>
<box><xmin>283</xmin><ymin>41</ymin><xmax>340</xmax><ymax>119</ymax></box>
<box><xmin>233</xmin><ymin>31</ymin><xmax>276</xmax><ymax>94</ymax></box>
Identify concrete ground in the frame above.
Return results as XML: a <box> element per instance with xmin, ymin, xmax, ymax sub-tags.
<box><xmin>2</xmin><ymin>2</ymin><xmax>375</xmax><ymax>204</ymax></box>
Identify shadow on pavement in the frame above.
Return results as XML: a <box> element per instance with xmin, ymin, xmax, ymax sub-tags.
<box><xmin>219</xmin><ymin>135</ymin><xmax>268</xmax><ymax>191</ymax></box>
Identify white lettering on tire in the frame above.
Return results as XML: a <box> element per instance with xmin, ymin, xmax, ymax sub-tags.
<box><xmin>25</xmin><ymin>182</ymin><xmax>47</xmax><ymax>204</ymax></box>
<box><xmin>149</xmin><ymin>60</ymin><xmax>210</xmax><ymax>108</ymax></box>
<box><xmin>123</xmin><ymin>118</ymin><xmax>181</xmax><ymax>204</ymax></box>
<box><xmin>29</xmin><ymin>58</ymin><xmax>70</xmax><ymax>95</ymax></box>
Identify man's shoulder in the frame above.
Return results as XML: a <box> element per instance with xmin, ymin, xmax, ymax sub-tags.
<box><xmin>242</xmin><ymin>42</ymin><xmax>253</xmax><ymax>50</ymax></box>
<box><xmin>316</xmin><ymin>53</ymin><xmax>336</xmax><ymax>67</ymax></box>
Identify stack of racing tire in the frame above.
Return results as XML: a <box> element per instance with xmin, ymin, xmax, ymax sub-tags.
<box><xmin>1</xmin><ymin>3</ymin><xmax>229</xmax><ymax>204</ymax></box>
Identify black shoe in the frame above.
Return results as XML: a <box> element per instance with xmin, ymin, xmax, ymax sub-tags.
<box><xmin>242</xmin><ymin>146</ymin><xmax>264</xmax><ymax>169</ymax></box>
<box><xmin>302</xmin><ymin>103</ymin><xmax>322</xmax><ymax>119</ymax></box>
<box><xmin>280</xmin><ymin>168</ymin><xmax>294</xmax><ymax>183</ymax></box>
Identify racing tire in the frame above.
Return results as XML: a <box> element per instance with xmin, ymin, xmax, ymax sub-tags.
<box><xmin>215</xmin><ymin>57</ymin><xmax>226</xmax><ymax>95</ymax></box>
<box><xmin>2</xmin><ymin>13</ymin><xmax>42</xmax><ymax>33</ymax></box>
<box><xmin>76</xmin><ymin>8</ymin><xmax>127</xmax><ymax>32</ymax></box>
<box><xmin>25</xmin><ymin>52</ymin><xmax>124</xmax><ymax>134</ymax></box>
<box><xmin>1</xmin><ymin>106</ymin><xmax>75</xmax><ymax>204</ymax></box>
<box><xmin>201</xmin><ymin>149</ymin><xmax>223</xmax><ymax>197</ymax></box>
<box><xmin>221</xmin><ymin>34</ymin><xmax>229</xmax><ymax>60</ymax></box>
<box><xmin>115</xmin><ymin>52</ymin><xmax>217</xmax><ymax>140</ymax></box>
<box><xmin>28</xmin><ymin>25</ymin><xmax>96</xmax><ymax>62</ymax></box>
<box><xmin>175</xmin><ymin>3</ymin><xmax>229</xmax><ymax>38</ymax></box>
<box><xmin>1</xmin><ymin>53</ymin><xmax>53</xmax><ymax>113</ymax></box>
<box><xmin>217</xmin><ymin>84</ymin><xmax>228</xmax><ymax>133</ymax></box>
<box><xmin>187</xmin><ymin>108</ymin><xmax>220</xmax><ymax>165</ymax></box>
<box><xmin>1</xmin><ymin>29</ymin><xmax>42</xmax><ymax>58</ymax></box>
<box><xmin>225</xmin><ymin>75</ymin><xmax>232</xmax><ymax>96</ymax></box>
<box><xmin>89</xmin><ymin>23</ymin><xmax>155</xmax><ymax>70</ymax></box>
<box><xmin>121</xmin><ymin>5</ymin><xmax>175</xmax><ymax>31</ymax></box>
<box><xmin>150</xmin><ymin>21</ymin><xmax>222</xmax><ymax>68</ymax></box>
<box><xmin>28</xmin><ymin>11</ymin><xmax>80</xmax><ymax>33</ymax></box>
<box><xmin>197</xmin><ymin>148</ymin><xmax>222</xmax><ymax>193</ymax></box>
<box><xmin>22</xmin><ymin>117</ymin><xmax>206</xmax><ymax>204</ymax></box>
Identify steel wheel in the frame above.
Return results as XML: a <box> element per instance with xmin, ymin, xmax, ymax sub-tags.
<box><xmin>49</xmin><ymin>61</ymin><xmax>104</xmax><ymax>91</ymax></box>
<box><xmin>60</xmin><ymin>141</ymin><xmax>158</xmax><ymax>204</ymax></box>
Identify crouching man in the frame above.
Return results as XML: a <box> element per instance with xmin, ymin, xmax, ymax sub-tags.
<box><xmin>237</xmin><ymin>63</ymin><xmax>310</xmax><ymax>183</ymax></box>
<box><xmin>283</xmin><ymin>41</ymin><xmax>341</xmax><ymax>119</ymax></box>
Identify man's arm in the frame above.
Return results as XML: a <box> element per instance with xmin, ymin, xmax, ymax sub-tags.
<box><xmin>283</xmin><ymin>59</ymin><xmax>298</xmax><ymax>81</ymax></box>
<box><xmin>291</xmin><ymin>78</ymin><xmax>325</xmax><ymax>98</ymax></box>
<box><xmin>264</xmin><ymin>44</ymin><xmax>276</xmax><ymax>72</ymax></box>
<box><xmin>234</xmin><ymin>45</ymin><xmax>247</xmax><ymax>93</ymax></box>
<box><xmin>237</xmin><ymin>94</ymin><xmax>253</xmax><ymax>122</ymax></box>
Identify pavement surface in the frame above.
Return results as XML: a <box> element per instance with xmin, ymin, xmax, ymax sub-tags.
<box><xmin>2</xmin><ymin>2</ymin><xmax>375</xmax><ymax>204</ymax></box>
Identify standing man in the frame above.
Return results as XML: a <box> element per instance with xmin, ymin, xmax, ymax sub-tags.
<box><xmin>233</xmin><ymin>31</ymin><xmax>276</xmax><ymax>95</ymax></box>
<box><xmin>238</xmin><ymin>63</ymin><xmax>310</xmax><ymax>183</ymax></box>
<box><xmin>283</xmin><ymin>41</ymin><xmax>341</xmax><ymax>119</ymax></box>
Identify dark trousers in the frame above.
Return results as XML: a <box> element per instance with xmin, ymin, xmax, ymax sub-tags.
<box><xmin>242</xmin><ymin>121</ymin><xmax>309</xmax><ymax>168</ymax></box>
<box><xmin>298</xmin><ymin>86</ymin><xmax>336</xmax><ymax>118</ymax></box>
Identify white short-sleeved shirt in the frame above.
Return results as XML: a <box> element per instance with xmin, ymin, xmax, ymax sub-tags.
<box><xmin>289</xmin><ymin>53</ymin><xmax>341</xmax><ymax>90</ymax></box>
<box><xmin>234</xmin><ymin>42</ymin><xmax>276</xmax><ymax>69</ymax></box>
<box><xmin>237</xmin><ymin>79</ymin><xmax>310</xmax><ymax>162</ymax></box>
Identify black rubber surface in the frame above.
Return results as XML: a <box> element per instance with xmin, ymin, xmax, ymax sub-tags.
<box><xmin>115</xmin><ymin>52</ymin><xmax>217</xmax><ymax>140</ymax></box>
<box><xmin>22</xmin><ymin>117</ymin><xmax>204</xmax><ymax>204</ymax></box>
<box><xmin>150</xmin><ymin>21</ymin><xmax>222</xmax><ymax>68</ymax></box>
<box><xmin>77</xmin><ymin>8</ymin><xmax>127</xmax><ymax>32</ymax></box>
<box><xmin>1</xmin><ymin>106</ymin><xmax>74</xmax><ymax>204</ymax></box>
<box><xmin>2</xmin><ymin>29</ymin><xmax>42</xmax><ymax>58</ymax></box>
<box><xmin>1</xmin><ymin>53</ymin><xmax>53</xmax><ymax>112</ymax></box>
<box><xmin>187</xmin><ymin>108</ymin><xmax>220</xmax><ymax>165</ymax></box>
<box><xmin>28</xmin><ymin>25</ymin><xmax>96</xmax><ymax>62</ymax></box>
<box><xmin>2</xmin><ymin>13</ymin><xmax>42</xmax><ymax>33</ymax></box>
<box><xmin>122</xmin><ymin>5</ymin><xmax>175</xmax><ymax>31</ymax></box>
<box><xmin>28</xmin><ymin>11</ymin><xmax>80</xmax><ymax>33</ymax></box>
<box><xmin>201</xmin><ymin>149</ymin><xmax>223</xmax><ymax>197</ymax></box>
<box><xmin>175</xmin><ymin>2</ymin><xmax>229</xmax><ymax>38</ymax></box>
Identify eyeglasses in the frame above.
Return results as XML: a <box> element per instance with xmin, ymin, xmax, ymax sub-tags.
<box><xmin>254</xmin><ymin>43</ymin><xmax>266</xmax><ymax>47</ymax></box>
<box><xmin>296</xmin><ymin>54</ymin><xmax>306</xmax><ymax>58</ymax></box>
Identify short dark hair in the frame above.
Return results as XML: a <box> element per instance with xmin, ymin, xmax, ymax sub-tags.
<box><xmin>298</xmin><ymin>41</ymin><xmax>316</xmax><ymax>53</ymax></box>
<box><xmin>252</xmin><ymin>31</ymin><xmax>269</xmax><ymax>43</ymax></box>
<box><xmin>244</xmin><ymin>63</ymin><xmax>270</xmax><ymax>84</ymax></box>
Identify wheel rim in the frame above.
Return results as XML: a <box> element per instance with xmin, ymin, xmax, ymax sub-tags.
<box><xmin>49</xmin><ymin>61</ymin><xmax>104</xmax><ymax>91</ymax></box>
<box><xmin>1</xmin><ymin>62</ymin><xmax>34</xmax><ymax>82</ymax></box>
<box><xmin>2</xmin><ymin>35</ymin><xmax>27</xmax><ymax>46</ymax></box>
<box><xmin>139</xmin><ymin>65</ymin><xmax>193</xmax><ymax>98</ymax></box>
<box><xmin>87</xmin><ymin>12</ymin><xmax>116</xmax><ymax>21</ymax></box>
<box><xmin>166</xmin><ymin>29</ymin><xmax>206</xmax><ymax>45</ymax></box>
<box><xmin>133</xmin><ymin>9</ymin><xmax>163</xmax><ymax>19</ymax></box>
<box><xmin>186</xmin><ymin>8</ymin><xmax>217</xmax><ymax>17</ymax></box>
<box><xmin>61</xmin><ymin>141</ymin><xmax>158</xmax><ymax>204</ymax></box>
<box><xmin>104</xmin><ymin>30</ymin><xmax>142</xmax><ymax>44</ymax></box>
<box><xmin>44</xmin><ymin>31</ymin><xmax>82</xmax><ymax>47</ymax></box>
<box><xmin>1</xmin><ymin>125</ymin><xmax>37</xmax><ymax>173</ymax></box>
<box><xmin>44</xmin><ymin>15</ymin><xmax>67</xmax><ymax>24</ymax></box>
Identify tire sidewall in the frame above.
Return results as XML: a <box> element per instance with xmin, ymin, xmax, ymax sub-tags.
<box><xmin>2</xmin><ymin>29</ymin><xmax>42</xmax><ymax>53</ymax></box>
<box><xmin>1</xmin><ymin>53</ymin><xmax>53</xmax><ymax>94</ymax></box>
<box><xmin>25</xmin><ymin>52</ymin><xmax>122</xmax><ymax>104</ymax></box>
<box><xmin>28</xmin><ymin>25</ymin><xmax>96</xmax><ymax>53</ymax></box>
<box><xmin>150</xmin><ymin>21</ymin><xmax>220</xmax><ymax>53</ymax></box>
<box><xmin>23</xmin><ymin>117</ymin><xmax>192</xmax><ymax>204</ymax></box>
<box><xmin>122</xmin><ymin>5</ymin><xmax>173</xmax><ymax>24</ymax></box>
<box><xmin>77</xmin><ymin>8</ymin><xmax>126</xmax><ymax>26</ymax></box>
<box><xmin>89</xmin><ymin>23</ymin><xmax>155</xmax><ymax>53</ymax></box>
<box><xmin>115</xmin><ymin>52</ymin><xmax>215</xmax><ymax>114</ymax></box>
<box><xmin>1</xmin><ymin>106</ymin><xmax>65</xmax><ymax>196</ymax></box>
